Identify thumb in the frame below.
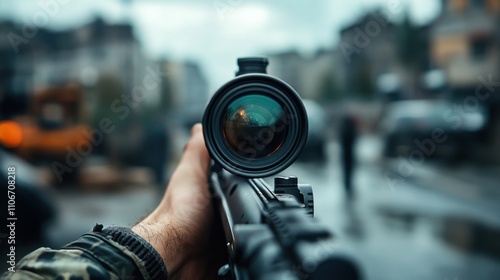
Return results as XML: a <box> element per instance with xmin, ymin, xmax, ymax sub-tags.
<box><xmin>168</xmin><ymin>123</ymin><xmax>211</xmax><ymax>191</ymax></box>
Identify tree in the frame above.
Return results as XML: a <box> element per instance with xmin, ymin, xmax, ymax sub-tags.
<box><xmin>318</xmin><ymin>71</ymin><xmax>340</xmax><ymax>102</ymax></box>
<box><xmin>396</xmin><ymin>8</ymin><xmax>429</xmax><ymax>98</ymax></box>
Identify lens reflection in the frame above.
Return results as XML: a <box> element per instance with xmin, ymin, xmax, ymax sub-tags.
<box><xmin>223</xmin><ymin>95</ymin><xmax>287</xmax><ymax>159</ymax></box>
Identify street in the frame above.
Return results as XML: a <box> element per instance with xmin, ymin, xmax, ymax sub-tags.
<box><xmin>2</xmin><ymin>1</ymin><xmax>500</xmax><ymax>278</ymax></box>
<box><xmin>11</xmin><ymin>135</ymin><xmax>500</xmax><ymax>280</ymax></box>
<box><xmin>283</xmin><ymin>135</ymin><xmax>500</xmax><ymax>280</ymax></box>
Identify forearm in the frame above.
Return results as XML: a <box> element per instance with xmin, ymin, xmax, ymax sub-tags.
<box><xmin>2</xmin><ymin>225</ymin><xmax>168</xmax><ymax>280</ymax></box>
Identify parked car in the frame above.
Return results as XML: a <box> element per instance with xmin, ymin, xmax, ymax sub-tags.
<box><xmin>381</xmin><ymin>100</ymin><xmax>487</xmax><ymax>159</ymax></box>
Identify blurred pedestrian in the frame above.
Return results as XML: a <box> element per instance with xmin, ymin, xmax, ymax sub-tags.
<box><xmin>340</xmin><ymin>112</ymin><xmax>358</xmax><ymax>199</ymax></box>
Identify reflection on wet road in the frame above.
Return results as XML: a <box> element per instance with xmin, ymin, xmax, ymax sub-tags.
<box><xmin>280</xmin><ymin>135</ymin><xmax>500</xmax><ymax>280</ymax></box>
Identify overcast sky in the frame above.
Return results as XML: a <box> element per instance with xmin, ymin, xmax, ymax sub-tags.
<box><xmin>0</xmin><ymin>0</ymin><xmax>440</xmax><ymax>92</ymax></box>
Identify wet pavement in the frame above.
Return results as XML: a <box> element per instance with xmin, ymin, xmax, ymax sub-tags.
<box><xmin>7</xmin><ymin>135</ymin><xmax>500</xmax><ymax>279</ymax></box>
<box><xmin>280</xmin><ymin>135</ymin><xmax>500</xmax><ymax>280</ymax></box>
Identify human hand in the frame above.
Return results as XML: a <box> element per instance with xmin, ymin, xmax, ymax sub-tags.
<box><xmin>132</xmin><ymin>124</ymin><xmax>221</xmax><ymax>279</ymax></box>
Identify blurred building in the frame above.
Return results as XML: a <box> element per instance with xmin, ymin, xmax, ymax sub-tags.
<box><xmin>431</xmin><ymin>0</ymin><xmax>500</xmax><ymax>90</ymax></box>
<box><xmin>0</xmin><ymin>22</ymin><xmax>15</xmax><ymax>89</ymax></box>
<box><xmin>1</xmin><ymin>18</ymin><xmax>170</xmax><ymax>185</ymax></box>
<box><xmin>0</xmin><ymin>21</ymin><xmax>39</xmax><ymax>119</ymax></box>
<box><xmin>268</xmin><ymin>2</ymin><xmax>500</xmax><ymax>162</ymax></box>
<box><xmin>0</xmin><ymin>18</ymin><xmax>154</xmax><ymax>122</ymax></box>
<box><xmin>268</xmin><ymin>51</ymin><xmax>305</xmax><ymax>95</ymax></box>
<box><xmin>267</xmin><ymin>8</ymin><xmax>433</xmax><ymax>102</ymax></box>
<box><xmin>430</xmin><ymin>0</ymin><xmax>500</xmax><ymax>162</ymax></box>
<box><xmin>268</xmin><ymin>49</ymin><xmax>344</xmax><ymax>100</ymax></box>
<box><xmin>0</xmin><ymin>21</ymin><xmax>18</xmax><ymax>119</ymax></box>
<box><xmin>35</xmin><ymin>18</ymin><xmax>144</xmax><ymax>90</ymax></box>
<box><xmin>339</xmin><ymin>11</ymin><xmax>399</xmax><ymax>99</ymax></box>
<box><xmin>338</xmin><ymin>9</ymin><xmax>433</xmax><ymax>100</ymax></box>
<box><xmin>304</xmin><ymin>49</ymin><xmax>346</xmax><ymax>101</ymax></box>
<box><xmin>158</xmin><ymin>60</ymin><xmax>209</xmax><ymax>128</ymax></box>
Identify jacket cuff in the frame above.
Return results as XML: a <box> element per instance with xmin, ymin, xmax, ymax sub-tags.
<box><xmin>94</xmin><ymin>224</ymin><xmax>168</xmax><ymax>279</ymax></box>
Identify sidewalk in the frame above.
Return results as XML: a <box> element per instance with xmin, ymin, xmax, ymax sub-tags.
<box><xmin>432</xmin><ymin>162</ymin><xmax>500</xmax><ymax>195</ymax></box>
<box><xmin>384</xmin><ymin>158</ymin><xmax>500</xmax><ymax>211</ymax></box>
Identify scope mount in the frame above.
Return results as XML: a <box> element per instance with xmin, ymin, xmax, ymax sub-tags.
<box><xmin>273</xmin><ymin>176</ymin><xmax>314</xmax><ymax>217</ymax></box>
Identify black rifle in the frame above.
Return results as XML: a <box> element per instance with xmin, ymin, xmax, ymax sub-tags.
<box><xmin>203</xmin><ymin>57</ymin><xmax>360</xmax><ymax>280</ymax></box>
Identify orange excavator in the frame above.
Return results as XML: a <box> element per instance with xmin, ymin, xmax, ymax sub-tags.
<box><xmin>0</xmin><ymin>84</ymin><xmax>91</xmax><ymax>164</ymax></box>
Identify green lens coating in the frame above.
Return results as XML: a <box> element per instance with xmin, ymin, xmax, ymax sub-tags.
<box><xmin>223</xmin><ymin>94</ymin><xmax>287</xmax><ymax>159</ymax></box>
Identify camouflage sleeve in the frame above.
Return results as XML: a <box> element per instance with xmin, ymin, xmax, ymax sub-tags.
<box><xmin>1</xmin><ymin>226</ymin><xmax>168</xmax><ymax>280</ymax></box>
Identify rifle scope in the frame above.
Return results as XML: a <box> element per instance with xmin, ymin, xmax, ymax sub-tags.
<box><xmin>203</xmin><ymin>57</ymin><xmax>308</xmax><ymax>178</ymax></box>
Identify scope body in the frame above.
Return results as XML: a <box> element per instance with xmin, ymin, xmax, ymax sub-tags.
<box><xmin>204</xmin><ymin>57</ymin><xmax>360</xmax><ymax>280</ymax></box>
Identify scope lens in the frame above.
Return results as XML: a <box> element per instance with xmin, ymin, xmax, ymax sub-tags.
<box><xmin>223</xmin><ymin>94</ymin><xmax>287</xmax><ymax>159</ymax></box>
<box><xmin>203</xmin><ymin>73</ymin><xmax>308</xmax><ymax>178</ymax></box>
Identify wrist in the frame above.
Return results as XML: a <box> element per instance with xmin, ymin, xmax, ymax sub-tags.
<box><xmin>132</xmin><ymin>219</ymin><xmax>188</xmax><ymax>278</ymax></box>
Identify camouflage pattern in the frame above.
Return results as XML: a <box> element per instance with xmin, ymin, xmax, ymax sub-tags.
<box><xmin>1</xmin><ymin>233</ymin><xmax>151</xmax><ymax>280</ymax></box>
